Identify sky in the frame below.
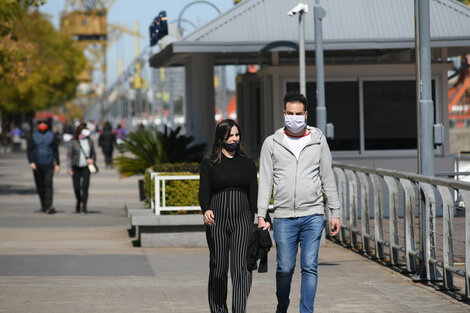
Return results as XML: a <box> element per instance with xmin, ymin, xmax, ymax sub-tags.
<box><xmin>39</xmin><ymin>0</ymin><xmax>236</xmax><ymax>90</ymax></box>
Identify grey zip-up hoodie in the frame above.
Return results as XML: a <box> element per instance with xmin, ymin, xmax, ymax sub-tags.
<box><xmin>257</xmin><ymin>126</ymin><xmax>340</xmax><ymax>219</ymax></box>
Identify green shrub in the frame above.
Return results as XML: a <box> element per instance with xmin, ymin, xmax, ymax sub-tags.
<box><xmin>151</xmin><ymin>162</ymin><xmax>200</xmax><ymax>173</ymax></box>
<box><xmin>114</xmin><ymin>126</ymin><xmax>205</xmax><ymax>177</ymax></box>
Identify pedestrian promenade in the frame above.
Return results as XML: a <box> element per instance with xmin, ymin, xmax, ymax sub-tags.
<box><xmin>0</xmin><ymin>147</ymin><xmax>468</xmax><ymax>313</ymax></box>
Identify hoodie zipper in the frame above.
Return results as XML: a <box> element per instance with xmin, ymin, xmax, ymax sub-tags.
<box><xmin>293</xmin><ymin>159</ymin><xmax>298</xmax><ymax>217</ymax></box>
<box><xmin>293</xmin><ymin>142</ymin><xmax>316</xmax><ymax>218</ymax></box>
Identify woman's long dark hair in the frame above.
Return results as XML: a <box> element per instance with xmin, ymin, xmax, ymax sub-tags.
<box><xmin>208</xmin><ymin>119</ymin><xmax>246</xmax><ymax>164</ymax></box>
<box><xmin>72</xmin><ymin>122</ymin><xmax>87</xmax><ymax>140</ymax></box>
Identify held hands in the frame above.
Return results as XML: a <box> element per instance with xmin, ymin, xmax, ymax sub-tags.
<box><xmin>257</xmin><ymin>217</ymin><xmax>271</xmax><ymax>230</ymax></box>
<box><xmin>204</xmin><ymin>210</ymin><xmax>215</xmax><ymax>226</ymax></box>
<box><xmin>330</xmin><ymin>218</ymin><xmax>341</xmax><ymax>236</ymax></box>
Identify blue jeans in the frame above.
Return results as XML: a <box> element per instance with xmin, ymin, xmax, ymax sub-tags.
<box><xmin>273</xmin><ymin>214</ymin><xmax>324</xmax><ymax>313</ymax></box>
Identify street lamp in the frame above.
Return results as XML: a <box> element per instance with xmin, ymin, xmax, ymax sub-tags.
<box><xmin>313</xmin><ymin>0</ymin><xmax>333</xmax><ymax>139</ymax></box>
<box><xmin>288</xmin><ymin>3</ymin><xmax>308</xmax><ymax>97</ymax></box>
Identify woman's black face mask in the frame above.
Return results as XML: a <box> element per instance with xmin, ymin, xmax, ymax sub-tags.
<box><xmin>223</xmin><ymin>142</ymin><xmax>239</xmax><ymax>152</ymax></box>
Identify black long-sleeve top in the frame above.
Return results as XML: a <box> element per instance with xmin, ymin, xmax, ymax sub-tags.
<box><xmin>199</xmin><ymin>154</ymin><xmax>258</xmax><ymax>214</ymax></box>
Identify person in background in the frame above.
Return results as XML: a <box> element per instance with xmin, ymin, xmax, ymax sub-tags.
<box><xmin>98</xmin><ymin>121</ymin><xmax>116</xmax><ymax>168</ymax></box>
<box><xmin>67</xmin><ymin>123</ymin><xmax>96</xmax><ymax>214</ymax></box>
<box><xmin>115</xmin><ymin>124</ymin><xmax>127</xmax><ymax>154</ymax></box>
<box><xmin>62</xmin><ymin>121</ymin><xmax>74</xmax><ymax>149</ymax></box>
<box><xmin>27</xmin><ymin>118</ymin><xmax>60</xmax><ymax>214</ymax></box>
<box><xmin>115</xmin><ymin>124</ymin><xmax>126</xmax><ymax>143</ymax></box>
<box><xmin>21</xmin><ymin>120</ymin><xmax>31</xmax><ymax>136</ymax></box>
<box><xmin>9</xmin><ymin>124</ymin><xmax>24</xmax><ymax>142</ymax></box>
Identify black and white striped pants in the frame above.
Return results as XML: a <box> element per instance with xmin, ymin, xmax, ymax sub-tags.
<box><xmin>206</xmin><ymin>188</ymin><xmax>253</xmax><ymax>313</ymax></box>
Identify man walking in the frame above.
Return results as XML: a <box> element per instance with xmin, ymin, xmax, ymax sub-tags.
<box><xmin>27</xmin><ymin>118</ymin><xmax>60</xmax><ymax>214</ymax></box>
<box><xmin>257</xmin><ymin>92</ymin><xmax>341</xmax><ymax>313</ymax></box>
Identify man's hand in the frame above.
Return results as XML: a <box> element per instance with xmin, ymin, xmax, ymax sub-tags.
<box><xmin>30</xmin><ymin>163</ymin><xmax>37</xmax><ymax>170</ymax></box>
<box><xmin>54</xmin><ymin>165</ymin><xmax>60</xmax><ymax>173</ymax></box>
<box><xmin>204</xmin><ymin>210</ymin><xmax>215</xmax><ymax>226</ymax></box>
<box><xmin>257</xmin><ymin>216</ymin><xmax>271</xmax><ymax>230</ymax></box>
<box><xmin>330</xmin><ymin>218</ymin><xmax>341</xmax><ymax>236</ymax></box>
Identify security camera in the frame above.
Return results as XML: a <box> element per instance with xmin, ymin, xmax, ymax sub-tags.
<box><xmin>287</xmin><ymin>3</ymin><xmax>309</xmax><ymax>16</ymax></box>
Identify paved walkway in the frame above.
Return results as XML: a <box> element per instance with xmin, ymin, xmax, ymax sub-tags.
<box><xmin>0</xmin><ymin>146</ymin><xmax>469</xmax><ymax>313</ymax></box>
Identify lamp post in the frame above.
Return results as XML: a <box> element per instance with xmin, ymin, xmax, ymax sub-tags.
<box><xmin>177</xmin><ymin>1</ymin><xmax>228</xmax><ymax>119</ymax></box>
<box><xmin>288</xmin><ymin>3</ymin><xmax>309</xmax><ymax>96</ymax></box>
<box><xmin>314</xmin><ymin>0</ymin><xmax>328</xmax><ymax>137</ymax></box>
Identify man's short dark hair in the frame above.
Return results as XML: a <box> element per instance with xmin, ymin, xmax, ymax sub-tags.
<box><xmin>284</xmin><ymin>91</ymin><xmax>307</xmax><ymax>111</ymax></box>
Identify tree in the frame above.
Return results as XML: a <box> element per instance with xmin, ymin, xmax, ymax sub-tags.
<box><xmin>0</xmin><ymin>2</ymin><xmax>86</xmax><ymax>115</ymax></box>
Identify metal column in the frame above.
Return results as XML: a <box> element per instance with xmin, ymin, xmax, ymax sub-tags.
<box><xmin>314</xmin><ymin>0</ymin><xmax>327</xmax><ymax>134</ymax></box>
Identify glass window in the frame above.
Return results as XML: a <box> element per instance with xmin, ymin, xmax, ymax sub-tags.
<box><xmin>363</xmin><ymin>80</ymin><xmax>435</xmax><ymax>150</ymax></box>
<box><xmin>286</xmin><ymin>81</ymin><xmax>360</xmax><ymax>151</ymax></box>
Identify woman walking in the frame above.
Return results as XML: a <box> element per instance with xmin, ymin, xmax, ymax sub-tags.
<box><xmin>67</xmin><ymin>123</ymin><xmax>96</xmax><ymax>214</ymax></box>
<box><xmin>199</xmin><ymin>119</ymin><xmax>262</xmax><ymax>313</ymax></box>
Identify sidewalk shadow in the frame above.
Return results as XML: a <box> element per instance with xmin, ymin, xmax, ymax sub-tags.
<box><xmin>318</xmin><ymin>262</ymin><xmax>339</xmax><ymax>266</ymax></box>
<box><xmin>0</xmin><ymin>184</ymin><xmax>36</xmax><ymax>195</ymax></box>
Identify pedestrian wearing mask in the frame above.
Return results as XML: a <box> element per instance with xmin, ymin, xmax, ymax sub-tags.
<box><xmin>257</xmin><ymin>91</ymin><xmax>341</xmax><ymax>313</ymax></box>
<box><xmin>27</xmin><ymin>118</ymin><xmax>60</xmax><ymax>214</ymax></box>
<box><xmin>67</xmin><ymin>123</ymin><xmax>96</xmax><ymax>214</ymax></box>
<box><xmin>199</xmin><ymin>119</ymin><xmax>266</xmax><ymax>313</ymax></box>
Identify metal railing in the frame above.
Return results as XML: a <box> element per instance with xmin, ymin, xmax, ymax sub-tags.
<box><xmin>330</xmin><ymin>161</ymin><xmax>470</xmax><ymax>298</ymax></box>
<box><xmin>145</xmin><ymin>169</ymin><xmax>201</xmax><ymax>215</ymax></box>
<box><xmin>144</xmin><ymin>169</ymin><xmax>274</xmax><ymax>215</ymax></box>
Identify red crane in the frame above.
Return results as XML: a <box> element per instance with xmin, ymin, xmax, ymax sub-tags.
<box><xmin>449</xmin><ymin>55</ymin><xmax>470</xmax><ymax>128</ymax></box>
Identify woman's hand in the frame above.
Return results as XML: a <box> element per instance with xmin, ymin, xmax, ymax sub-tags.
<box><xmin>68</xmin><ymin>170</ymin><xmax>74</xmax><ymax>176</ymax></box>
<box><xmin>87</xmin><ymin>158</ymin><xmax>94</xmax><ymax>165</ymax></box>
<box><xmin>204</xmin><ymin>210</ymin><xmax>215</xmax><ymax>226</ymax></box>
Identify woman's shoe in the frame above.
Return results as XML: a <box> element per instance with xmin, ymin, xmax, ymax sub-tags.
<box><xmin>75</xmin><ymin>203</ymin><xmax>81</xmax><ymax>213</ymax></box>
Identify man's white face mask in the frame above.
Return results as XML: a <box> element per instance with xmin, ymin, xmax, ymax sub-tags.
<box><xmin>284</xmin><ymin>115</ymin><xmax>306</xmax><ymax>133</ymax></box>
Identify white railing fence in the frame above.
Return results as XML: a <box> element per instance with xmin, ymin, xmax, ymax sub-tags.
<box><xmin>331</xmin><ymin>161</ymin><xmax>470</xmax><ymax>299</ymax></box>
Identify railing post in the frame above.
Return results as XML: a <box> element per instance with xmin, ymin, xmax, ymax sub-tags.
<box><xmin>357</xmin><ymin>172</ymin><xmax>371</xmax><ymax>254</ymax></box>
<box><xmin>384</xmin><ymin>176</ymin><xmax>400</xmax><ymax>265</ymax></box>
<box><xmin>459</xmin><ymin>190</ymin><xmax>470</xmax><ymax>298</ymax></box>
<box><xmin>345</xmin><ymin>169</ymin><xmax>359</xmax><ymax>248</ymax></box>
<box><xmin>437</xmin><ymin>185</ymin><xmax>455</xmax><ymax>290</ymax></box>
<box><xmin>155</xmin><ymin>174</ymin><xmax>161</xmax><ymax>215</ymax></box>
<box><xmin>149</xmin><ymin>172</ymin><xmax>154</xmax><ymax>210</ymax></box>
<box><xmin>414</xmin><ymin>183</ymin><xmax>441</xmax><ymax>281</ymax></box>
<box><xmin>334</xmin><ymin>167</ymin><xmax>348</xmax><ymax>243</ymax></box>
<box><xmin>370</xmin><ymin>174</ymin><xmax>385</xmax><ymax>260</ymax></box>
<box><xmin>162</xmin><ymin>178</ymin><xmax>166</xmax><ymax>210</ymax></box>
<box><xmin>400</xmin><ymin>179</ymin><xmax>417</xmax><ymax>272</ymax></box>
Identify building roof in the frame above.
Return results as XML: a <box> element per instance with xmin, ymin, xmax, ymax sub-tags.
<box><xmin>150</xmin><ymin>0</ymin><xmax>470</xmax><ymax>67</ymax></box>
